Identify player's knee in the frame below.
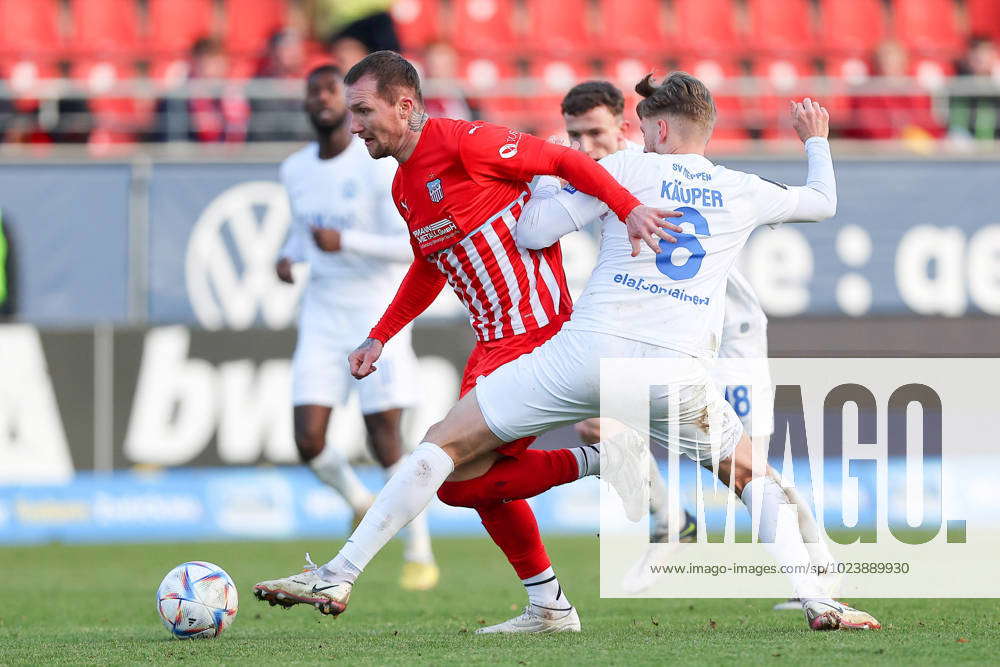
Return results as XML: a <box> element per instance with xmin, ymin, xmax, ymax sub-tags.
<box><xmin>423</xmin><ymin>421</ymin><xmax>472</xmax><ymax>463</ymax></box>
<box><xmin>294</xmin><ymin>428</ymin><xmax>326</xmax><ymax>462</ymax></box>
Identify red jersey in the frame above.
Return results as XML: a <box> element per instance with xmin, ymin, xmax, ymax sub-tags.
<box><xmin>369</xmin><ymin>117</ymin><xmax>641</xmax><ymax>344</ymax></box>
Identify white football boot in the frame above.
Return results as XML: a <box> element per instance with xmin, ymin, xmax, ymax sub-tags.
<box><xmin>601</xmin><ymin>427</ymin><xmax>650</xmax><ymax>522</ymax></box>
<box><xmin>475</xmin><ymin>605</ymin><xmax>581</xmax><ymax>634</ymax></box>
<box><xmin>803</xmin><ymin>599</ymin><xmax>881</xmax><ymax>630</ymax></box>
<box><xmin>253</xmin><ymin>554</ymin><xmax>352</xmax><ymax>616</ymax></box>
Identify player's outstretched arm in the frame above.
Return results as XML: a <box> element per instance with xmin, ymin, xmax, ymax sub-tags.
<box><xmin>787</xmin><ymin>98</ymin><xmax>837</xmax><ymax>222</ymax></box>
<box><xmin>757</xmin><ymin>99</ymin><xmax>837</xmax><ymax>227</ymax></box>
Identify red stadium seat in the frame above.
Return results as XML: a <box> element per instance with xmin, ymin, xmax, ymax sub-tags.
<box><xmin>825</xmin><ymin>55</ymin><xmax>872</xmax><ymax>84</ymax></box>
<box><xmin>750</xmin><ymin>57</ymin><xmax>819</xmax><ymax>139</ymax></box>
<box><xmin>596</xmin><ymin>0</ymin><xmax>669</xmax><ymax>57</ymax></box>
<box><xmin>528</xmin><ymin>56</ymin><xmax>593</xmax><ymax>112</ymax></box>
<box><xmin>817</xmin><ymin>0</ymin><xmax>886</xmax><ymax>55</ymax></box>
<box><xmin>0</xmin><ymin>59</ymin><xmax>59</xmax><ymax>113</ymax></box>
<box><xmin>148</xmin><ymin>0</ymin><xmax>216</xmax><ymax>56</ymax></box>
<box><xmin>450</xmin><ymin>0</ymin><xmax>517</xmax><ymax>55</ymax></box>
<box><xmin>459</xmin><ymin>55</ymin><xmax>527</xmax><ymax>127</ymax></box>
<box><xmin>72</xmin><ymin>59</ymin><xmax>153</xmax><ymax>145</ymax></box>
<box><xmin>911</xmin><ymin>56</ymin><xmax>955</xmax><ymax>90</ymax></box>
<box><xmin>671</xmin><ymin>0</ymin><xmax>741</xmax><ymax>55</ymax></box>
<box><xmin>67</xmin><ymin>0</ymin><xmax>141</xmax><ymax>57</ymax></box>
<box><xmin>0</xmin><ymin>0</ymin><xmax>61</xmax><ymax>57</ymax></box>
<box><xmin>222</xmin><ymin>0</ymin><xmax>287</xmax><ymax>56</ymax></box>
<box><xmin>745</xmin><ymin>0</ymin><xmax>814</xmax><ymax>56</ymax></box>
<box><xmin>967</xmin><ymin>0</ymin><xmax>1000</xmax><ymax>41</ymax></box>
<box><xmin>609</xmin><ymin>57</ymin><xmax>658</xmax><ymax>92</ymax></box>
<box><xmin>392</xmin><ymin>0</ymin><xmax>443</xmax><ymax>51</ymax></box>
<box><xmin>676</xmin><ymin>57</ymin><xmax>748</xmax><ymax>142</ymax></box>
<box><xmin>522</xmin><ymin>0</ymin><xmax>590</xmax><ymax>55</ymax></box>
<box><xmin>892</xmin><ymin>0</ymin><xmax>963</xmax><ymax>57</ymax></box>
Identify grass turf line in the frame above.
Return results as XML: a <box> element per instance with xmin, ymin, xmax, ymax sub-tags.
<box><xmin>1</xmin><ymin>536</ymin><xmax>997</xmax><ymax>665</ymax></box>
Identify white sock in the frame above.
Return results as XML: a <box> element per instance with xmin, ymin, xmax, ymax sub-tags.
<box><xmin>522</xmin><ymin>566</ymin><xmax>572</xmax><ymax>612</ymax></box>
<box><xmin>309</xmin><ymin>443</ymin><xmax>374</xmax><ymax>513</ymax></box>
<box><xmin>782</xmin><ymin>483</ymin><xmax>837</xmax><ymax>570</ymax></box>
<box><xmin>386</xmin><ymin>461</ymin><xmax>435</xmax><ymax>564</ymax></box>
<box><xmin>326</xmin><ymin>442</ymin><xmax>454</xmax><ymax>579</ymax></box>
<box><xmin>570</xmin><ymin>444</ymin><xmax>600</xmax><ymax>477</ymax></box>
<box><xmin>648</xmin><ymin>458</ymin><xmax>687</xmax><ymax>534</ymax></box>
<box><xmin>740</xmin><ymin>476</ymin><xmax>827</xmax><ymax>601</ymax></box>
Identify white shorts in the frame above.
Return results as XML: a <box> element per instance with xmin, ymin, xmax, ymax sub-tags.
<box><xmin>475</xmin><ymin>328</ymin><xmax>744</xmax><ymax>462</ymax></box>
<box><xmin>292</xmin><ymin>288</ymin><xmax>418</xmax><ymax>414</ymax></box>
<box><xmin>716</xmin><ymin>318</ymin><xmax>774</xmax><ymax>438</ymax></box>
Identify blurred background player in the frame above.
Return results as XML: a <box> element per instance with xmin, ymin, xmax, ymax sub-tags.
<box><xmin>554</xmin><ymin>80</ymin><xmax>838</xmax><ymax>603</ymax></box>
<box><xmin>275</xmin><ymin>63</ymin><xmax>437</xmax><ymax>591</ymax></box>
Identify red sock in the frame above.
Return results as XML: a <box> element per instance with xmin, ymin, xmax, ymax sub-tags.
<box><xmin>436</xmin><ymin>449</ymin><xmax>579</xmax><ymax>507</ymax></box>
<box><xmin>477</xmin><ymin>499</ymin><xmax>551</xmax><ymax>579</ymax></box>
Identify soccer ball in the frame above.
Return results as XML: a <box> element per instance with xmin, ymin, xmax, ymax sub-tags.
<box><xmin>156</xmin><ymin>561</ymin><xmax>238</xmax><ymax>639</ymax></box>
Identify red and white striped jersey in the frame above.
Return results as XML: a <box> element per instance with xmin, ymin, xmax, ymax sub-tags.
<box><xmin>389</xmin><ymin>118</ymin><xmax>577</xmax><ymax>342</ymax></box>
<box><xmin>430</xmin><ymin>190</ymin><xmax>571</xmax><ymax>341</ymax></box>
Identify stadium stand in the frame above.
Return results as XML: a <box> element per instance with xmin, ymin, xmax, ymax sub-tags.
<box><xmin>967</xmin><ymin>0</ymin><xmax>1000</xmax><ymax>41</ymax></box>
<box><xmin>149</xmin><ymin>0</ymin><xmax>217</xmax><ymax>56</ymax></box>
<box><xmin>597</xmin><ymin>0</ymin><xmax>667</xmax><ymax>58</ymax></box>
<box><xmin>450</xmin><ymin>0</ymin><xmax>518</xmax><ymax>55</ymax></box>
<box><xmin>817</xmin><ymin>0</ymin><xmax>886</xmax><ymax>56</ymax></box>
<box><xmin>0</xmin><ymin>0</ymin><xmax>993</xmax><ymax>145</ymax></box>
<box><xmin>222</xmin><ymin>0</ymin><xmax>288</xmax><ymax>57</ymax></box>
<box><xmin>892</xmin><ymin>0</ymin><xmax>963</xmax><ymax>58</ymax></box>
<box><xmin>523</xmin><ymin>0</ymin><xmax>591</xmax><ymax>56</ymax></box>
<box><xmin>0</xmin><ymin>0</ymin><xmax>61</xmax><ymax>61</ymax></box>
<box><xmin>745</xmin><ymin>0</ymin><xmax>814</xmax><ymax>57</ymax></box>
<box><xmin>671</xmin><ymin>0</ymin><xmax>741</xmax><ymax>56</ymax></box>
<box><xmin>67</xmin><ymin>0</ymin><xmax>141</xmax><ymax>58</ymax></box>
<box><xmin>392</xmin><ymin>0</ymin><xmax>442</xmax><ymax>50</ymax></box>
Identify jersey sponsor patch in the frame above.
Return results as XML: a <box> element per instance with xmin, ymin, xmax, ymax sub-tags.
<box><xmin>412</xmin><ymin>217</ymin><xmax>462</xmax><ymax>254</ymax></box>
<box><xmin>759</xmin><ymin>176</ymin><xmax>788</xmax><ymax>190</ymax></box>
<box><xmin>426</xmin><ymin>178</ymin><xmax>444</xmax><ymax>203</ymax></box>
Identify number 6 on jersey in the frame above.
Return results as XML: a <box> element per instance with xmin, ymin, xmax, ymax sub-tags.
<box><xmin>655</xmin><ymin>206</ymin><xmax>710</xmax><ymax>280</ymax></box>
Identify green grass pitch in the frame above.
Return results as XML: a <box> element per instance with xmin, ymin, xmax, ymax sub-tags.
<box><xmin>1</xmin><ymin>536</ymin><xmax>997</xmax><ymax>665</ymax></box>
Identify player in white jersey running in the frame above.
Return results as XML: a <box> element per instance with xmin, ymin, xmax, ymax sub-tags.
<box><xmin>551</xmin><ymin>81</ymin><xmax>838</xmax><ymax>604</ymax></box>
<box><xmin>255</xmin><ymin>72</ymin><xmax>878</xmax><ymax>632</ymax></box>
<box><xmin>275</xmin><ymin>64</ymin><xmax>438</xmax><ymax>591</ymax></box>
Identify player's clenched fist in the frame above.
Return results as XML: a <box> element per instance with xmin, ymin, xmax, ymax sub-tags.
<box><xmin>349</xmin><ymin>337</ymin><xmax>383</xmax><ymax>379</ymax></box>
<box><xmin>790</xmin><ymin>98</ymin><xmax>829</xmax><ymax>143</ymax></box>
<box><xmin>624</xmin><ymin>205</ymin><xmax>684</xmax><ymax>257</ymax></box>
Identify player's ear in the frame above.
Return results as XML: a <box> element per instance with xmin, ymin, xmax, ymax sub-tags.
<box><xmin>658</xmin><ymin>118</ymin><xmax>669</xmax><ymax>143</ymax></box>
<box><xmin>398</xmin><ymin>96</ymin><xmax>412</xmax><ymax>119</ymax></box>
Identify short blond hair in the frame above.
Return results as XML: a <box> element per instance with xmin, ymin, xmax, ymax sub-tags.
<box><xmin>635</xmin><ymin>72</ymin><xmax>716</xmax><ymax>134</ymax></box>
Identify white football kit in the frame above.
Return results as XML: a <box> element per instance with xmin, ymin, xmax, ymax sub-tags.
<box><xmin>477</xmin><ymin>138</ymin><xmax>836</xmax><ymax>460</ymax></box>
<box><xmin>280</xmin><ymin>138</ymin><xmax>418</xmax><ymax>412</ymax></box>
<box><xmin>620</xmin><ymin>142</ymin><xmax>774</xmax><ymax>438</ymax></box>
